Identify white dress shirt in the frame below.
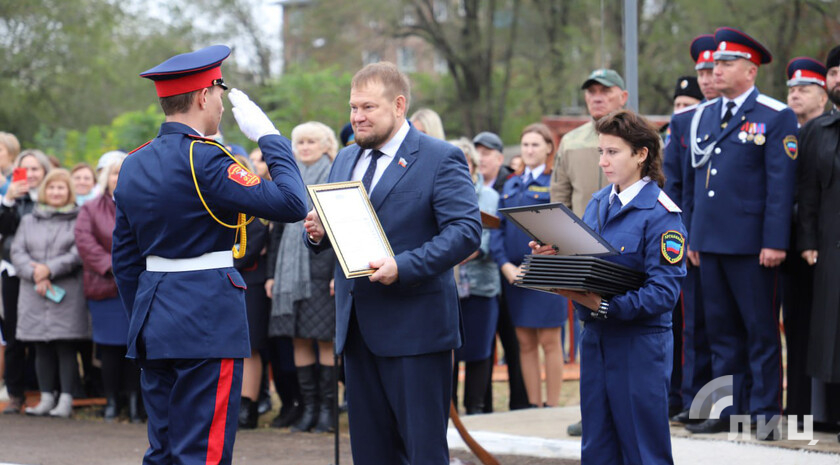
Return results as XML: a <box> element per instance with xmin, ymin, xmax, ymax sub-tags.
<box><xmin>351</xmin><ymin>120</ymin><xmax>410</xmax><ymax>193</ymax></box>
<box><xmin>609</xmin><ymin>176</ymin><xmax>651</xmax><ymax>208</ymax></box>
<box><xmin>720</xmin><ymin>86</ymin><xmax>755</xmax><ymax>119</ymax></box>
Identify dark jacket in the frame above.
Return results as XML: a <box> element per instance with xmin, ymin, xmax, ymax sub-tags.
<box><xmin>0</xmin><ymin>193</ymin><xmax>36</xmax><ymax>263</ymax></box>
<box><xmin>75</xmin><ymin>194</ymin><xmax>119</xmax><ymax>300</ymax></box>
<box><xmin>491</xmin><ymin>165</ymin><xmax>515</xmax><ymax>194</ymax></box>
<box><xmin>796</xmin><ymin>108</ymin><xmax>840</xmax><ymax>383</ymax></box>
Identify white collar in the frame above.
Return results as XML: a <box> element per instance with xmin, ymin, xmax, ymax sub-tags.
<box><xmin>722</xmin><ymin>86</ymin><xmax>754</xmax><ymax>115</ymax></box>
<box><xmin>609</xmin><ymin>177</ymin><xmax>650</xmax><ymax>207</ymax></box>
<box><xmin>523</xmin><ymin>164</ymin><xmax>545</xmax><ymax>181</ymax></box>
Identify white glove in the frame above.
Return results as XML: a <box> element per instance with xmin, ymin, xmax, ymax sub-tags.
<box><xmin>228</xmin><ymin>88</ymin><xmax>280</xmax><ymax>141</ymax></box>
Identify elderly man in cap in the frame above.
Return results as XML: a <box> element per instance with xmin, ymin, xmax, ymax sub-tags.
<box><xmin>473</xmin><ymin>131</ymin><xmax>514</xmax><ymax>194</ymax></box>
<box><xmin>663</xmin><ymin>34</ymin><xmax>720</xmax><ymax>426</ymax></box>
<box><xmin>112</xmin><ymin>45</ymin><xmax>307</xmax><ymax>464</ymax></box>
<box><xmin>786</xmin><ymin>57</ymin><xmax>829</xmax><ymax>126</ymax></box>
<box><xmin>682</xmin><ymin>27</ymin><xmax>798</xmax><ymax>440</ymax></box>
<box><xmin>797</xmin><ymin>46</ymin><xmax>840</xmax><ymax>439</ymax></box>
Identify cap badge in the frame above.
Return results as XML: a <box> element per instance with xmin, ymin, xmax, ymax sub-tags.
<box><xmin>703</xmin><ymin>51</ymin><xmax>711</xmax><ymax>59</ymax></box>
<box><xmin>795</xmin><ymin>70</ymin><xmax>802</xmax><ymax>78</ymax></box>
<box><xmin>720</xmin><ymin>41</ymin><xmax>727</xmax><ymax>51</ymax></box>
<box><xmin>680</xmin><ymin>80</ymin><xmax>688</xmax><ymax>89</ymax></box>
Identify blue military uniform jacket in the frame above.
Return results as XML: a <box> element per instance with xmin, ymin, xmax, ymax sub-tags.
<box><xmin>685</xmin><ymin>89</ymin><xmax>798</xmax><ymax>254</ymax></box>
<box><xmin>579</xmin><ymin>182</ymin><xmax>687</xmax><ymax>328</ymax></box>
<box><xmin>490</xmin><ymin>171</ymin><xmax>553</xmax><ymax>268</ymax></box>
<box><xmin>112</xmin><ymin>122</ymin><xmax>307</xmax><ymax>360</ymax></box>
<box><xmin>663</xmin><ymin>104</ymin><xmax>698</xmax><ymax>233</ymax></box>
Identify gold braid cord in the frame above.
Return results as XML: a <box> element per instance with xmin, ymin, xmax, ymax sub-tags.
<box><xmin>189</xmin><ymin>140</ymin><xmax>255</xmax><ymax>259</ymax></box>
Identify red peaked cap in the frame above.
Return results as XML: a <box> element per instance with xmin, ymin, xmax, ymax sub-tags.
<box><xmin>140</xmin><ymin>45</ymin><xmax>231</xmax><ymax>98</ymax></box>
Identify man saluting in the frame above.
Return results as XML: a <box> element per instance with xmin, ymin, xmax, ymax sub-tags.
<box><xmin>112</xmin><ymin>45</ymin><xmax>307</xmax><ymax>464</ymax></box>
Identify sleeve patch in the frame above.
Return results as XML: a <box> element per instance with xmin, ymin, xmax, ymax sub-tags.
<box><xmin>783</xmin><ymin>135</ymin><xmax>798</xmax><ymax>160</ymax></box>
<box><xmin>661</xmin><ymin>230</ymin><xmax>685</xmax><ymax>265</ymax></box>
<box><xmin>227</xmin><ymin>163</ymin><xmax>261</xmax><ymax>187</ymax></box>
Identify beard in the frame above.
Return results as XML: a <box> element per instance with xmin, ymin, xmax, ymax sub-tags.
<box><xmin>353</xmin><ymin>121</ymin><xmax>396</xmax><ymax>150</ymax></box>
<box><xmin>829</xmin><ymin>86</ymin><xmax>840</xmax><ymax>108</ymax></box>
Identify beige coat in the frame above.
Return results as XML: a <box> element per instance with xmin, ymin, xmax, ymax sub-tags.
<box><xmin>549</xmin><ymin>121</ymin><xmax>607</xmax><ymax>217</ymax></box>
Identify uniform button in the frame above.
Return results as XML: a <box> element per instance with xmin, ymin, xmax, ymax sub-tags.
<box><xmin>708</xmin><ymin>190</ymin><xmax>715</xmax><ymax>197</ymax></box>
<box><xmin>714</xmin><ymin>147</ymin><xmax>721</xmax><ymax>154</ymax></box>
<box><xmin>696</xmin><ymin>137</ymin><xmax>702</xmax><ymax>143</ymax></box>
<box><xmin>711</xmin><ymin>168</ymin><xmax>718</xmax><ymax>175</ymax></box>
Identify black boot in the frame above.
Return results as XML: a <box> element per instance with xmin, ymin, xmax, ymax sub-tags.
<box><xmin>290</xmin><ymin>364</ymin><xmax>319</xmax><ymax>432</ymax></box>
<box><xmin>103</xmin><ymin>397</ymin><xmax>118</xmax><ymax>422</ymax></box>
<box><xmin>238</xmin><ymin>397</ymin><xmax>258</xmax><ymax>429</ymax></box>
<box><xmin>128</xmin><ymin>391</ymin><xmax>144</xmax><ymax>424</ymax></box>
<box><xmin>271</xmin><ymin>400</ymin><xmax>303</xmax><ymax>428</ymax></box>
<box><xmin>313</xmin><ymin>365</ymin><xmax>336</xmax><ymax>433</ymax></box>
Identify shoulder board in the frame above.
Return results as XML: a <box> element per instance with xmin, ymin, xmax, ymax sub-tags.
<box><xmin>186</xmin><ymin>134</ymin><xmax>217</xmax><ymax>142</ymax></box>
<box><xmin>756</xmin><ymin>94</ymin><xmax>787</xmax><ymax>112</ymax></box>
<box><xmin>657</xmin><ymin>191</ymin><xmax>681</xmax><ymax>213</ymax></box>
<box><xmin>127</xmin><ymin>140</ymin><xmax>152</xmax><ymax>155</ymax></box>
<box><xmin>673</xmin><ymin>103</ymin><xmax>698</xmax><ymax>115</ymax></box>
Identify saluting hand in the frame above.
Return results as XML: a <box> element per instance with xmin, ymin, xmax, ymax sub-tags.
<box><xmin>759</xmin><ymin>248</ymin><xmax>786</xmax><ymax>268</ymax></box>
<box><xmin>228</xmin><ymin>88</ymin><xmax>280</xmax><ymax>142</ymax></box>
<box><xmin>304</xmin><ymin>209</ymin><xmax>325</xmax><ymax>243</ymax></box>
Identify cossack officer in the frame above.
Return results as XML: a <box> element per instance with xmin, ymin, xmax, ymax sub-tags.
<box><xmin>112</xmin><ymin>45</ymin><xmax>307</xmax><ymax>464</ymax></box>
<box><xmin>683</xmin><ymin>27</ymin><xmax>798</xmax><ymax>439</ymax></box>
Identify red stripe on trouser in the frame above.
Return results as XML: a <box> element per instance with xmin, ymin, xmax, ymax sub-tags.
<box><xmin>206</xmin><ymin>359</ymin><xmax>234</xmax><ymax>465</ymax></box>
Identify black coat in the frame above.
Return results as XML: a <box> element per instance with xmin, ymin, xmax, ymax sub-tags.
<box><xmin>797</xmin><ymin>108</ymin><xmax>840</xmax><ymax>383</ymax></box>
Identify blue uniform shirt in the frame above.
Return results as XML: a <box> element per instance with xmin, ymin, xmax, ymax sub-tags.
<box><xmin>112</xmin><ymin>122</ymin><xmax>307</xmax><ymax>359</ymax></box>
<box><xmin>579</xmin><ymin>182</ymin><xmax>687</xmax><ymax>328</ymax></box>
<box><xmin>491</xmin><ymin>170</ymin><xmax>552</xmax><ymax>268</ymax></box>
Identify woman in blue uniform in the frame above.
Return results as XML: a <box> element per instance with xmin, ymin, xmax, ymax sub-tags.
<box><xmin>533</xmin><ymin>110</ymin><xmax>686</xmax><ymax>465</ymax></box>
<box><xmin>491</xmin><ymin>123</ymin><xmax>567</xmax><ymax>408</ymax></box>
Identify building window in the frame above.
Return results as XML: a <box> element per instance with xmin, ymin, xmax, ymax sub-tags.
<box><xmin>433</xmin><ymin>0</ymin><xmax>448</xmax><ymax>22</ymax></box>
<box><xmin>434</xmin><ymin>52</ymin><xmax>448</xmax><ymax>75</ymax></box>
<box><xmin>396</xmin><ymin>47</ymin><xmax>416</xmax><ymax>72</ymax></box>
<box><xmin>362</xmin><ymin>50</ymin><xmax>381</xmax><ymax>65</ymax></box>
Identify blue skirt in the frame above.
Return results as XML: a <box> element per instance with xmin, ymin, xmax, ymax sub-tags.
<box><xmin>88</xmin><ymin>297</ymin><xmax>129</xmax><ymax>346</ymax></box>
<box><xmin>455</xmin><ymin>296</ymin><xmax>499</xmax><ymax>362</ymax></box>
<box><xmin>503</xmin><ymin>280</ymin><xmax>567</xmax><ymax>329</ymax></box>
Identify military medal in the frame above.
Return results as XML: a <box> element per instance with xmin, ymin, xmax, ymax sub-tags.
<box><xmin>754</xmin><ymin>123</ymin><xmax>766</xmax><ymax>145</ymax></box>
<box><xmin>738</xmin><ymin>131</ymin><xmax>747</xmax><ymax>141</ymax></box>
<box><xmin>755</xmin><ymin>134</ymin><xmax>765</xmax><ymax>145</ymax></box>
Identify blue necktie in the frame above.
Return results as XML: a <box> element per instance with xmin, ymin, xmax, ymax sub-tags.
<box><xmin>361</xmin><ymin>150</ymin><xmax>383</xmax><ymax>194</ymax></box>
<box><xmin>607</xmin><ymin>197</ymin><xmax>622</xmax><ymax>222</ymax></box>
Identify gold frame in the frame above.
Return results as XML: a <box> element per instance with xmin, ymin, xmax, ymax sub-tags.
<box><xmin>307</xmin><ymin>181</ymin><xmax>394</xmax><ymax>278</ymax></box>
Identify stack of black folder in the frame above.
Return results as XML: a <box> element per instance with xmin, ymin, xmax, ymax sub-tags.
<box><xmin>499</xmin><ymin>202</ymin><xmax>646</xmax><ymax>297</ymax></box>
<box><xmin>515</xmin><ymin>255</ymin><xmax>645</xmax><ymax>297</ymax></box>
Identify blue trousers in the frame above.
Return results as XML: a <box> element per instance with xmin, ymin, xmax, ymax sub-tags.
<box><xmin>139</xmin><ymin>358</ymin><xmax>243</xmax><ymax>465</ymax></box>
<box><xmin>679</xmin><ymin>266</ymin><xmax>713</xmax><ymax>408</ymax></box>
<box><xmin>699</xmin><ymin>253</ymin><xmax>782</xmax><ymax>420</ymax></box>
<box><xmin>581</xmin><ymin>325</ymin><xmax>674</xmax><ymax>465</ymax></box>
<box><xmin>344</xmin><ymin>311</ymin><xmax>452</xmax><ymax>465</ymax></box>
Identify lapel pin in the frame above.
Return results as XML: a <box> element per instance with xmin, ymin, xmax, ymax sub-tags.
<box><xmin>398</xmin><ymin>157</ymin><xmax>407</xmax><ymax>168</ymax></box>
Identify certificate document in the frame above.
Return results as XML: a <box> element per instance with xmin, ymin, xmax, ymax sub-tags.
<box><xmin>307</xmin><ymin>181</ymin><xmax>394</xmax><ymax>278</ymax></box>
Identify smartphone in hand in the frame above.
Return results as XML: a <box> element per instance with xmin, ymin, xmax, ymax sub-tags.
<box><xmin>36</xmin><ymin>284</ymin><xmax>66</xmax><ymax>303</ymax></box>
<box><xmin>12</xmin><ymin>167</ymin><xmax>27</xmax><ymax>183</ymax></box>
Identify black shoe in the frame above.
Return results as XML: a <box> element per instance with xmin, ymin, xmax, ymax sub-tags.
<box><xmin>313</xmin><ymin>366</ymin><xmax>336</xmax><ymax>433</ymax></box>
<box><xmin>103</xmin><ymin>397</ymin><xmax>118</xmax><ymax>422</ymax></box>
<box><xmin>257</xmin><ymin>396</ymin><xmax>272</xmax><ymax>416</ymax></box>
<box><xmin>685</xmin><ymin>418</ymin><xmax>729</xmax><ymax>434</ymax></box>
<box><xmin>567</xmin><ymin>420</ymin><xmax>582</xmax><ymax>437</ymax></box>
<box><xmin>668</xmin><ymin>404</ymin><xmax>683</xmax><ymax>419</ymax></box>
<box><xmin>670</xmin><ymin>409</ymin><xmax>703</xmax><ymax>424</ymax></box>
<box><xmin>271</xmin><ymin>401</ymin><xmax>303</xmax><ymax>428</ymax></box>
<box><xmin>238</xmin><ymin>397</ymin><xmax>259</xmax><ymax>429</ymax></box>
<box><xmin>290</xmin><ymin>364</ymin><xmax>319</xmax><ymax>432</ymax></box>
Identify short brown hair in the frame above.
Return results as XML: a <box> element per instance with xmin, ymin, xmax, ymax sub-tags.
<box><xmin>37</xmin><ymin>168</ymin><xmax>75</xmax><ymax>207</ymax></box>
<box><xmin>520</xmin><ymin>123</ymin><xmax>556</xmax><ymax>175</ymax></box>
<box><xmin>351</xmin><ymin>62</ymin><xmax>411</xmax><ymax>111</ymax></box>
<box><xmin>159</xmin><ymin>88</ymin><xmax>204</xmax><ymax>115</ymax></box>
<box><xmin>594</xmin><ymin>110</ymin><xmax>665</xmax><ymax>187</ymax></box>
<box><xmin>71</xmin><ymin>162</ymin><xmax>95</xmax><ymax>177</ymax></box>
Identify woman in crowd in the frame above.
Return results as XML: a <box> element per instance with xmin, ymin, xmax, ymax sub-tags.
<box><xmin>268</xmin><ymin>121</ymin><xmax>336</xmax><ymax>433</ymax></box>
<box><xmin>409</xmin><ymin>108</ymin><xmax>445</xmax><ymax>140</ymax></box>
<box><xmin>12</xmin><ymin>169</ymin><xmax>88</xmax><ymax>418</ymax></box>
<box><xmin>491</xmin><ymin>123</ymin><xmax>566</xmax><ymax>408</ymax></box>
<box><xmin>450</xmin><ymin>138</ymin><xmax>500</xmax><ymax>414</ymax></box>
<box><xmin>0</xmin><ymin>132</ymin><xmax>21</xmax><ymax>195</ymax></box>
<box><xmin>532</xmin><ymin>110</ymin><xmax>685</xmax><ymax>464</ymax></box>
<box><xmin>70</xmin><ymin>163</ymin><xmax>97</xmax><ymax>205</ymax></box>
<box><xmin>74</xmin><ymin>154</ymin><xmax>142</xmax><ymax>422</ymax></box>
<box><xmin>229</xmin><ymin>154</ymin><xmax>272</xmax><ymax>429</ymax></box>
<box><xmin>0</xmin><ymin>149</ymin><xmax>51</xmax><ymax>414</ymax></box>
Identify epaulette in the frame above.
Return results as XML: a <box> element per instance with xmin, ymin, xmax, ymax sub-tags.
<box><xmin>673</xmin><ymin>103</ymin><xmax>699</xmax><ymax>115</ymax></box>
<box><xmin>186</xmin><ymin>134</ymin><xmax>217</xmax><ymax>142</ymax></box>
<box><xmin>127</xmin><ymin>140</ymin><xmax>152</xmax><ymax>155</ymax></box>
<box><xmin>756</xmin><ymin>94</ymin><xmax>787</xmax><ymax>112</ymax></box>
<box><xmin>657</xmin><ymin>191</ymin><xmax>681</xmax><ymax>213</ymax></box>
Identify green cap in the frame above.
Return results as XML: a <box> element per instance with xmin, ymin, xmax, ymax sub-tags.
<box><xmin>581</xmin><ymin>69</ymin><xmax>625</xmax><ymax>90</ymax></box>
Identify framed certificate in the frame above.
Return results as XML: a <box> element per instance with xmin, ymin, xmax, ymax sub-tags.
<box><xmin>498</xmin><ymin>202</ymin><xmax>618</xmax><ymax>256</ymax></box>
<box><xmin>307</xmin><ymin>181</ymin><xmax>394</xmax><ymax>278</ymax></box>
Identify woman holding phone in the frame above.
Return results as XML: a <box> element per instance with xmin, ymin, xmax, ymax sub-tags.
<box><xmin>531</xmin><ymin>110</ymin><xmax>686</xmax><ymax>464</ymax></box>
<box><xmin>11</xmin><ymin>169</ymin><xmax>87</xmax><ymax>418</ymax></box>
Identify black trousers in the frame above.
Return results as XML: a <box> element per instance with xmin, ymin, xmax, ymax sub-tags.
<box><xmin>99</xmin><ymin>344</ymin><xmax>140</xmax><ymax>399</ymax></box>
<box><xmin>34</xmin><ymin>340</ymin><xmax>78</xmax><ymax>394</ymax></box>
<box><xmin>1</xmin><ymin>272</ymin><xmax>36</xmax><ymax>397</ymax></box>
<box><xmin>485</xmin><ymin>289</ymin><xmax>529</xmax><ymax>411</ymax></box>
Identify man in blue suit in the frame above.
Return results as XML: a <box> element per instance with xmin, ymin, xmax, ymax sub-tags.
<box><xmin>683</xmin><ymin>28</ymin><xmax>798</xmax><ymax>440</ymax></box>
<box><xmin>304</xmin><ymin>62</ymin><xmax>482</xmax><ymax>464</ymax></box>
